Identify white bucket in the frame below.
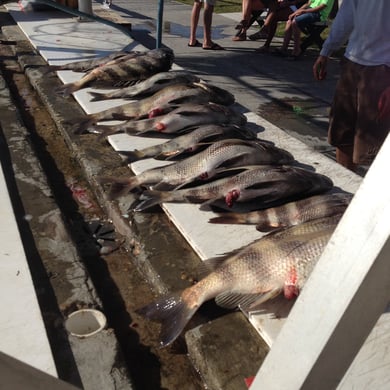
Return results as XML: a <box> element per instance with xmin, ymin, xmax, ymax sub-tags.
<box><xmin>65</xmin><ymin>309</ymin><xmax>107</xmax><ymax>338</ymax></box>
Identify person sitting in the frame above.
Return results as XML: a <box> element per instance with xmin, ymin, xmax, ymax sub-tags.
<box><xmin>250</xmin><ymin>0</ymin><xmax>306</xmax><ymax>52</ymax></box>
<box><xmin>232</xmin><ymin>0</ymin><xmax>272</xmax><ymax>41</ymax></box>
<box><xmin>275</xmin><ymin>0</ymin><xmax>335</xmax><ymax>59</ymax></box>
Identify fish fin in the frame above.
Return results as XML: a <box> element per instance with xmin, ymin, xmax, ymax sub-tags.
<box><xmin>214</xmin><ymin>292</ymin><xmax>261</xmax><ymax>310</ymax></box>
<box><xmin>117</xmin><ymin>150</ymin><xmax>145</xmax><ymax>164</ymax></box>
<box><xmin>88</xmin><ymin>91</ymin><xmax>107</xmax><ymax>102</ymax></box>
<box><xmin>135</xmin><ymin>292</ymin><xmax>198</xmax><ymax>347</ymax></box>
<box><xmin>245</xmin><ymin>289</ymin><xmax>283</xmax><ymax>311</ymax></box>
<box><xmin>215</xmin><ymin>289</ymin><xmax>282</xmax><ymax>311</ymax></box>
<box><xmin>196</xmin><ymin>255</ymin><xmax>229</xmax><ymax>279</ymax></box>
<box><xmin>208</xmin><ymin>213</ymin><xmax>248</xmax><ymax>225</ymax></box>
<box><xmin>151</xmin><ymin>182</ymin><xmax>176</xmax><ymax>191</ymax></box>
<box><xmin>98</xmin><ymin>176</ymin><xmax>138</xmax><ymax>199</ymax></box>
<box><xmin>55</xmin><ymin>82</ymin><xmax>79</xmax><ymax>98</ymax></box>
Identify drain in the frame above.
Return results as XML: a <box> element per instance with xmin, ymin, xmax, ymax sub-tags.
<box><xmin>85</xmin><ymin>219</ymin><xmax>119</xmax><ymax>255</ymax></box>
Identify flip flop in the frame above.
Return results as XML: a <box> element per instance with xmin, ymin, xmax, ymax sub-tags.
<box><xmin>202</xmin><ymin>42</ymin><xmax>225</xmax><ymax>51</ymax></box>
<box><xmin>188</xmin><ymin>39</ymin><xmax>202</xmax><ymax>47</ymax></box>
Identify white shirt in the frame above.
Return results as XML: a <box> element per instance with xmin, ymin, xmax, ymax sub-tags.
<box><xmin>320</xmin><ymin>0</ymin><xmax>390</xmax><ymax>66</ymax></box>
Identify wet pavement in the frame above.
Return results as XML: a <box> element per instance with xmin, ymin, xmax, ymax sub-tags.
<box><xmin>0</xmin><ymin>1</ymin><xmax>363</xmax><ymax>389</ymax></box>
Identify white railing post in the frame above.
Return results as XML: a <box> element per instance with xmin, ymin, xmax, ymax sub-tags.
<box><xmin>250</xmin><ymin>133</ymin><xmax>390</xmax><ymax>389</ymax></box>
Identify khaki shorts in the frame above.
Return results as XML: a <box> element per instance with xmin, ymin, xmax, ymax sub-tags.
<box><xmin>328</xmin><ymin>58</ymin><xmax>390</xmax><ymax>165</ymax></box>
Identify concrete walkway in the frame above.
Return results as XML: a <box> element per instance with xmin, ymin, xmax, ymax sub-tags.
<box><xmin>0</xmin><ymin>1</ymin><xmax>364</xmax><ymax>389</ymax></box>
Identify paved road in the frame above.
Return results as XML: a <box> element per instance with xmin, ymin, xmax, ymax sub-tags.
<box><xmin>114</xmin><ymin>0</ymin><xmax>341</xmax><ymax>155</ymax></box>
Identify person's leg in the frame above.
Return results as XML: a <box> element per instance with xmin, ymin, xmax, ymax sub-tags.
<box><xmin>279</xmin><ymin>18</ymin><xmax>292</xmax><ymax>53</ymax></box>
<box><xmin>202</xmin><ymin>2</ymin><xmax>214</xmax><ymax>48</ymax></box>
<box><xmin>233</xmin><ymin>0</ymin><xmax>264</xmax><ymax>41</ymax></box>
<box><xmin>189</xmin><ymin>0</ymin><xmax>202</xmax><ymax>46</ymax></box>
<box><xmin>255</xmin><ymin>6</ymin><xmax>292</xmax><ymax>48</ymax></box>
<box><xmin>291</xmin><ymin>19</ymin><xmax>302</xmax><ymax>56</ymax></box>
<box><xmin>336</xmin><ymin>146</ymin><xmax>357</xmax><ymax>171</ymax></box>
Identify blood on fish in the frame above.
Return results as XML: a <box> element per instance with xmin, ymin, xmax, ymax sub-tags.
<box><xmin>155</xmin><ymin>122</ymin><xmax>166</xmax><ymax>132</ymax></box>
<box><xmin>148</xmin><ymin>108</ymin><xmax>165</xmax><ymax>118</ymax></box>
<box><xmin>284</xmin><ymin>267</ymin><xmax>299</xmax><ymax>299</ymax></box>
<box><xmin>225</xmin><ymin>189</ymin><xmax>240</xmax><ymax>207</ymax></box>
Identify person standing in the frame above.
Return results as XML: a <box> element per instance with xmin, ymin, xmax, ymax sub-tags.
<box><xmin>313</xmin><ymin>0</ymin><xmax>390</xmax><ymax>171</ymax></box>
<box><xmin>188</xmin><ymin>0</ymin><xmax>224</xmax><ymax>50</ymax></box>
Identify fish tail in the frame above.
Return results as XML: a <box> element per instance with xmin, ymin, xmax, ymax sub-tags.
<box><xmin>117</xmin><ymin>150</ymin><xmax>145</xmax><ymax>164</ymax></box>
<box><xmin>72</xmin><ymin>117</ymin><xmax>96</xmax><ymax>135</ymax></box>
<box><xmin>133</xmin><ymin>189</ymin><xmax>171</xmax><ymax>211</ymax></box>
<box><xmin>55</xmin><ymin>82</ymin><xmax>81</xmax><ymax>98</ymax></box>
<box><xmin>41</xmin><ymin>65</ymin><xmax>60</xmax><ymax>75</ymax></box>
<box><xmin>88</xmin><ymin>91</ymin><xmax>107</xmax><ymax>102</ymax></box>
<box><xmin>135</xmin><ymin>292</ymin><xmax>198</xmax><ymax>347</ymax></box>
<box><xmin>99</xmin><ymin>176</ymin><xmax>139</xmax><ymax>199</ymax></box>
<box><xmin>89</xmin><ymin>125</ymin><xmax>122</xmax><ymax>139</ymax></box>
<box><xmin>208</xmin><ymin>212</ymin><xmax>249</xmax><ymax>225</ymax></box>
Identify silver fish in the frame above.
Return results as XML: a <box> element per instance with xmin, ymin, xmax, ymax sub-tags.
<box><xmin>133</xmin><ymin>165</ymin><xmax>332</xmax><ymax>212</ymax></box>
<box><xmin>73</xmin><ymin>82</ymin><xmax>235</xmax><ymax>134</ymax></box>
<box><xmin>56</xmin><ymin>48</ymin><xmax>174</xmax><ymax>97</ymax></box>
<box><xmin>135</xmin><ymin>214</ymin><xmax>342</xmax><ymax>347</ymax></box>
<box><xmin>209</xmin><ymin>192</ymin><xmax>352</xmax><ymax>231</ymax></box>
<box><xmin>85</xmin><ymin>103</ymin><xmax>247</xmax><ymax>137</ymax></box>
<box><xmin>99</xmin><ymin>139</ymin><xmax>292</xmax><ymax>199</ymax></box>
<box><xmin>88</xmin><ymin>70</ymin><xmax>202</xmax><ymax>101</ymax></box>
<box><xmin>42</xmin><ymin>50</ymin><xmax>137</xmax><ymax>75</ymax></box>
<box><xmin>117</xmin><ymin>124</ymin><xmax>257</xmax><ymax>163</ymax></box>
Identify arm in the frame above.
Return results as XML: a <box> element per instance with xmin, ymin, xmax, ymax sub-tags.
<box><xmin>313</xmin><ymin>0</ymin><xmax>354</xmax><ymax>80</ymax></box>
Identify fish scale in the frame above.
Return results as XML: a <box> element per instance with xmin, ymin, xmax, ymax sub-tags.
<box><xmin>134</xmin><ymin>164</ymin><xmax>332</xmax><ymax>212</ymax></box>
<box><xmin>100</xmin><ymin>139</ymin><xmax>291</xmax><ymax>199</ymax></box>
<box><xmin>136</xmin><ymin>214</ymin><xmax>341</xmax><ymax>347</ymax></box>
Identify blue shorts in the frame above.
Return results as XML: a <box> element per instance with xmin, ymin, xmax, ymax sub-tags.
<box><xmin>295</xmin><ymin>11</ymin><xmax>321</xmax><ymax>31</ymax></box>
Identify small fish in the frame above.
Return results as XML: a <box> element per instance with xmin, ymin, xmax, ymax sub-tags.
<box><xmin>136</xmin><ymin>214</ymin><xmax>342</xmax><ymax>347</ymax></box>
<box><xmin>88</xmin><ymin>70</ymin><xmax>202</xmax><ymax>101</ymax></box>
<box><xmin>42</xmin><ymin>50</ymin><xmax>136</xmax><ymax>75</ymax></box>
<box><xmin>133</xmin><ymin>165</ymin><xmax>332</xmax><ymax>212</ymax></box>
<box><xmin>99</xmin><ymin>139</ymin><xmax>290</xmax><ymax>199</ymax></box>
<box><xmin>209</xmin><ymin>192</ymin><xmax>352</xmax><ymax>231</ymax></box>
<box><xmin>117</xmin><ymin>124</ymin><xmax>257</xmax><ymax>163</ymax></box>
<box><xmin>73</xmin><ymin>82</ymin><xmax>235</xmax><ymax>134</ymax></box>
<box><xmin>56</xmin><ymin>48</ymin><xmax>174</xmax><ymax>97</ymax></box>
<box><xmin>84</xmin><ymin>103</ymin><xmax>247</xmax><ymax>137</ymax></box>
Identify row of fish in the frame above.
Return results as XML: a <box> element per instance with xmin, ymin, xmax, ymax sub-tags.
<box><xmin>52</xmin><ymin>48</ymin><xmax>353</xmax><ymax>347</ymax></box>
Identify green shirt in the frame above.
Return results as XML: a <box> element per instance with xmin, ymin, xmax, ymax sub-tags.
<box><xmin>309</xmin><ymin>0</ymin><xmax>335</xmax><ymax>21</ymax></box>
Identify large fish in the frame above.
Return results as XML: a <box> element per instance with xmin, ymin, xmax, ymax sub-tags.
<box><xmin>83</xmin><ymin>103</ymin><xmax>247</xmax><ymax>137</ymax></box>
<box><xmin>73</xmin><ymin>82</ymin><xmax>235</xmax><ymax>134</ymax></box>
<box><xmin>42</xmin><ymin>50</ymin><xmax>137</xmax><ymax>75</ymax></box>
<box><xmin>56</xmin><ymin>48</ymin><xmax>174</xmax><ymax>97</ymax></box>
<box><xmin>88</xmin><ymin>70</ymin><xmax>202</xmax><ymax>101</ymax></box>
<box><xmin>133</xmin><ymin>165</ymin><xmax>332</xmax><ymax>212</ymax></box>
<box><xmin>209</xmin><ymin>192</ymin><xmax>352</xmax><ymax>231</ymax></box>
<box><xmin>135</xmin><ymin>214</ymin><xmax>342</xmax><ymax>347</ymax></box>
<box><xmin>117</xmin><ymin>124</ymin><xmax>257</xmax><ymax>163</ymax></box>
<box><xmin>99</xmin><ymin>139</ymin><xmax>293</xmax><ymax>199</ymax></box>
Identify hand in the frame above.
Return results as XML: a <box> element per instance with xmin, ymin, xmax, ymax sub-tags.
<box><xmin>313</xmin><ymin>55</ymin><xmax>328</xmax><ymax>80</ymax></box>
<box><xmin>378</xmin><ymin>86</ymin><xmax>390</xmax><ymax>121</ymax></box>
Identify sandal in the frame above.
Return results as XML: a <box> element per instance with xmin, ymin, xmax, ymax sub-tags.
<box><xmin>232</xmin><ymin>31</ymin><xmax>246</xmax><ymax>41</ymax></box>
<box><xmin>202</xmin><ymin>42</ymin><xmax>225</xmax><ymax>50</ymax></box>
<box><xmin>188</xmin><ymin>39</ymin><xmax>202</xmax><ymax>47</ymax></box>
<box><xmin>248</xmin><ymin>30</ymin><xmax>268</xmax><ymax>41</ymax></box>
<box><xmin>235</xmin><ymin>20</ymin><xmax>247</xmax><ymax>30</ymax></box>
